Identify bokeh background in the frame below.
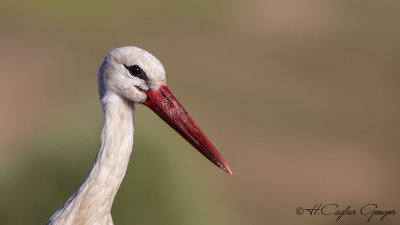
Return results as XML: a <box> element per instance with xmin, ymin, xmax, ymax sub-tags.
<box><xmin>1</xmin><ymin>0</ymin><xmax>399</xmax><ymax>225</ymax></box>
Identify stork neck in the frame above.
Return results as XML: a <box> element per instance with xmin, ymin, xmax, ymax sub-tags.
<box><xmin>49</xmin><ymin>93</ymin><xmax>135</xmax><ymax>225</ymax></box>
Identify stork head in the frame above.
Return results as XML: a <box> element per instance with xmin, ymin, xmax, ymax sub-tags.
<box><xmin>97</xmin><ymin>46</ymin><xmax>232</xmax><ymax>174</ymax></box>
<box><xmin>97</xmin><ymin>46</ymin><xmax>166</xmax><ymax>103</ymax></box>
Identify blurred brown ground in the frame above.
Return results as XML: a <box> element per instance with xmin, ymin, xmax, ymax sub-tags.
<box><xmin>0</xmin><ymin>1</ymin><xmax>399</xmax><ymax>225</ymax></box>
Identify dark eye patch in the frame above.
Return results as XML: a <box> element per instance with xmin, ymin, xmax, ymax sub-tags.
<box><xmin>124</xmin><ymin>65</ymin><xmax>149</xmax><ymax>81</ymax></box>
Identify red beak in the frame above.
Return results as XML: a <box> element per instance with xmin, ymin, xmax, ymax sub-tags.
<box><xmin>143</xmin><ymin>85</ymin><xmax>232</xmax><ymax>174</ymax></box>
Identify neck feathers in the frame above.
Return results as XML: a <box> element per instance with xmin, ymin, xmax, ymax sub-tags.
<box><xmin>48</xmin><ymin>93</ymin><xmax>135</xmax><ymax>225</ymax></box>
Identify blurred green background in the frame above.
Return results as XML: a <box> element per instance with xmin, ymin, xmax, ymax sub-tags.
<box><xmin>1</xmin><ymin>0</ymin><xmax>399</xmax><ymax>224</ymax></box>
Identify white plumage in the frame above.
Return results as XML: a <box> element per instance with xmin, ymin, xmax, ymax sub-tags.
<box><xmin>47</xmin><ymin>47</ymin><xmax>231</xmax><ymax>225</ymax></box>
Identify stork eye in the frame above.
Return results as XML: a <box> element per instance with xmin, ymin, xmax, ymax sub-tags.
<box><xmin>128</xmin><ymin>65</ymin><xmax>142</xmax><ymax>75</ymax></box>
<box><xmin>124</xmin><ymin>65</ymin><xmax>148</xmax><ymax>81</ymax></box>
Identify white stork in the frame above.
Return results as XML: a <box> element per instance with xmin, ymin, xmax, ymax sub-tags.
<box><xmin>47</xmin><ymin>46</ymin><xmax>231</xmax><ymax>225</ymax></box>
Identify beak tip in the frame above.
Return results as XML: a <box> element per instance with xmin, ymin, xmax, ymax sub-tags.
<box><xmin>223</xmin><ymin>165</ymin><xmax>233</xmax><ymax>175</ymax></box>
